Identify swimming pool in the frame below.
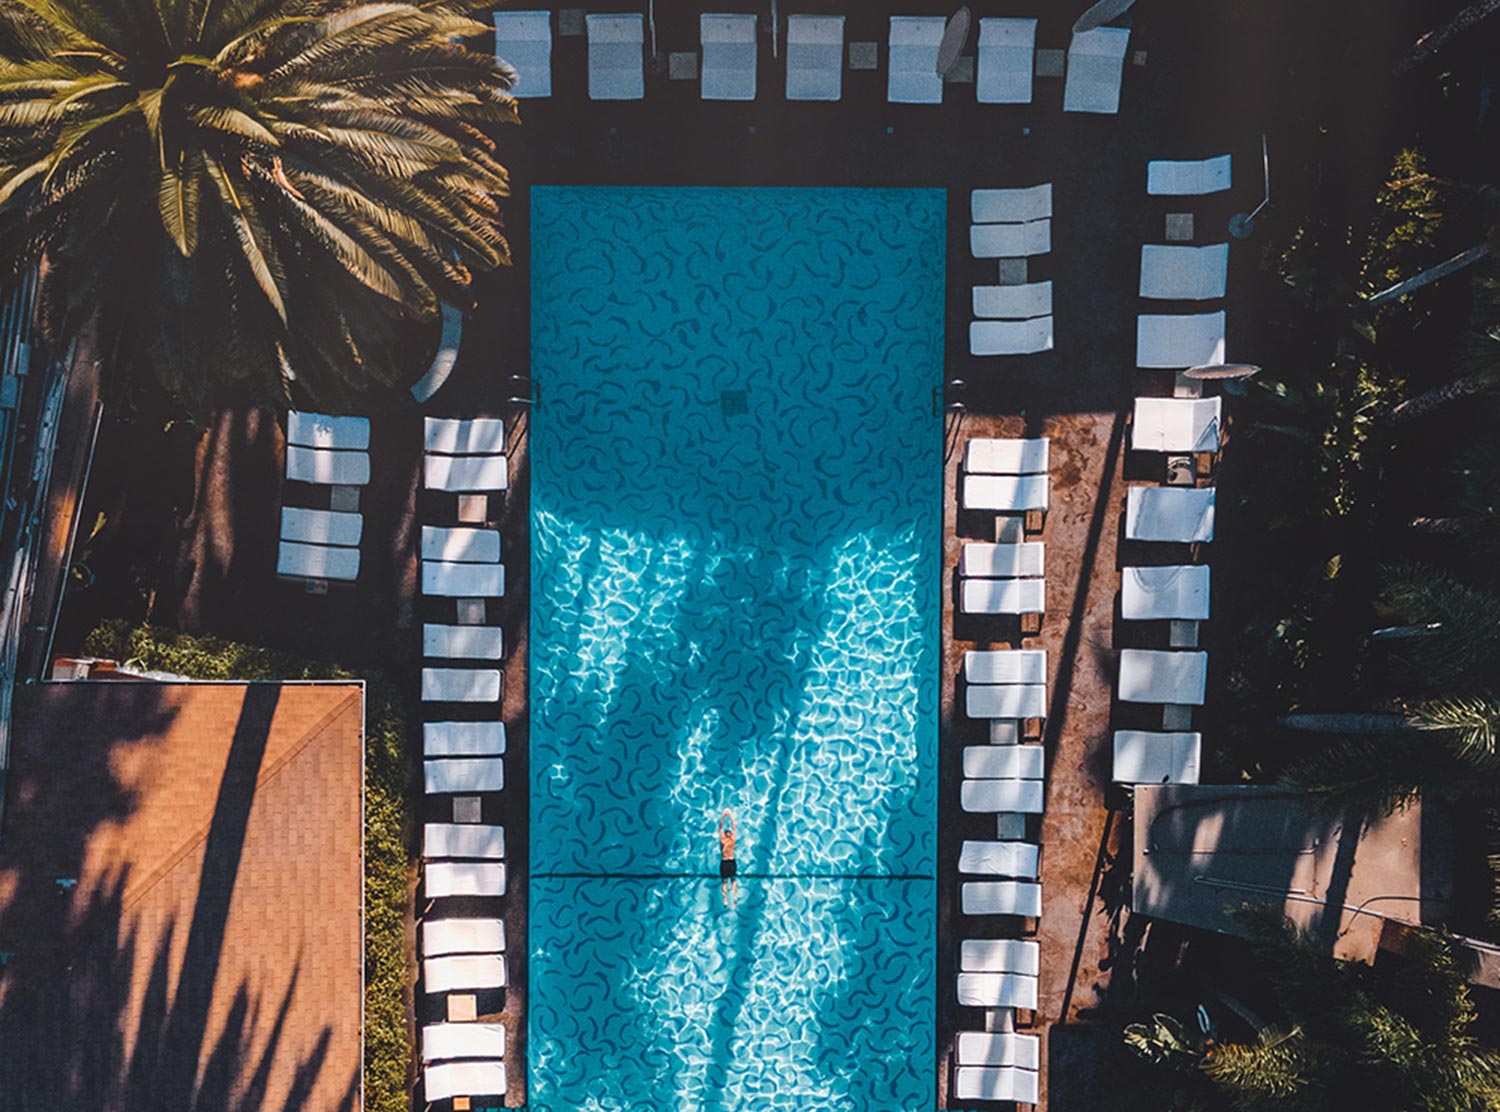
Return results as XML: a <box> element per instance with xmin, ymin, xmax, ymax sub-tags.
<box><xmin>529</xmin><ymin>186</ymin><xmax>945</xmax><ymax>1111</ymax></box>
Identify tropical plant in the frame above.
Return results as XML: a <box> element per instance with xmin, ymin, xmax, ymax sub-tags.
<box><xmin>0</xmin><ymin>0</ymin><xmax>516</xmax><ymax>413</ymax></box>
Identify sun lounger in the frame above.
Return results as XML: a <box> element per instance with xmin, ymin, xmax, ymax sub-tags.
<box><xmin>888</xmin><ymin>16</ymin><xmax>944</xmax><ymax>104</ymax></box>
<box><xmin>424</xmin><ymin>454</ymin><xmax>509</xmax><ymax>492</ymax></box>
<box><xmin>954</xmin><ymin>1065</ymin><xmax>1040</xmax><ymax>1104</ymax></box>
<box><xmin>961</xmin><ymin>938</ymin><xmax>1040</xmax><ymax>975</ymax></box>
<box><xmin>961</xmin><ymin>880</ymin><xmax>1042</xmax><ymax>917</ymax></box>
<box><xmin>785</xmin><ymin>15</ymin><xmax>844</xmax><ymax>101</ymax></box>
<box><xmin>1131</xmin><ymin>396</ymin><xmax>1222</xmax><ymax>453</ymax></box>
<box><xmin>1063</xmin><ymin>26</ymin><xmax>1130</xmax><ymax>114</ymax></box>
<box><xmin>962</xmin><ymin>474</ymin><xmax>1049</xmax><ymax>512</ymax></box>
<box><xmin>425</xmin><ymin>757</ymin><xmax>506</xmax><ymax>794</ymax></box>
<box><xmin>1125</xmin><ymin>485</ymin><xmax>1216</xmax><ymax>542</ymax></box>
<box><xmin>970</xmin><ymin>318</ymin><xmax>1054</xmax><ymax>357</ymax></box>
<box><xmin>424</xmin><ymin>624</ymin><xmax>504</xmax><ymax>660</ymax></box>
<box><xmin>964</xmin><ymin>649</ymin><xmax>1047</xmax><ymax>686</ymax></box>
<box><xmin>956</xmin><ymin>1031</ymin><xmax>1041</xmax><ymax>1069</ymax></box>
<box><xmin>1118</xmin><ymin>648</ymin><xmax>1208</xmax><ymax>705</ymax></box>
<box><xmin>285</xmin><ymin>445</ymin><xmax>370</xmax><ymax>486</ymax></box>
<box><xmin>421</xmin><ymin>917</ymin><xmax>506</xmax><ymax>957</ymax></box>
<box><xmin>422</xmin><ymin>525</ymin><xmax>502</xmax><ymax>563</ymax></box>
<box><xmin>422</xmin><ymin>667</ymin><xmax>501</xmax><ymax>703</ymax></box>
<box><xmin>962</xmin><ymin>745</ymin><xmax>1044</xmax><ymax>780</ymax></box>
<box><xmin>1140</xmin><ymin>244</ymin><xmax>1230</xmax><ymax>300</ymax></box>
<box><xmin>961</xmin><ymin>778</ymin><xmax>1045</xmax><ymax>813</ymax></box>
<box><xmin>276</xmin><ymin>540</ymin><xmax>359</xmax><ymax>581</ymax></box>
<box><xmin>423</xmin><ymin>1022</ymin><xmax>507</xmax><ymax>1063</ymax></box>
<box><xmin>1137</xmin><ymin>311</ymin><xmax>1227</xmax><ymax>368</ymax></box>
<box><xmin>586</xmin><ymin>13</ymin><xmax>644</xmax><ymax>100</ymax></box>
<box><xmin>424</xmin><ymin>955</ymin><xmax>508</xmax><ymax>993</ymax></box>
<box><xmin>965</xmin><ymin>684</ymin><xmax>1047</xmax><ymax>721</ymax></box>
<box><xmin>424</xmin><ymin>823</ymin><xmax>506</xmax><ymax>860</ymax></box>
<box><xmin>959</xmin><ymin>542</ymin><xmax>1045</xmax><ymax>579</ymax></box>
<box><xmin>964</xmin><ymin>438</ymin><xmax>1049</xmax><ymax>475</ymax></box>
<box><xmin>424</xmin><ymin>862</ymin><xmax>507</xmax><ymax>898</ymax></box>
<box><xmin>975</xmin><ymin>18</ymin><xmax>1036</xmax><ymax>104</ymax></box>
<box><xmin>970</xmin><ymin>219</ymin><xmax>1051</xmax><ymax>258</ymax></box>
<box><xmin>971</xmin><ymin>185</ymin><xmax>1052</xmax><ymax>224</ymax></box>
<box><xmin>701</xmin><ymin>13</ymin><xmax>757</xmax><ymax>100</ymax></box>
<box><xmin>423</xmin><ymin>561</ymin><xmax>505</xmax><ymax>597</ymax></box>
<box><xmin>286</xmin><ymin>411</ymin><xmax>370</xmax><ymax>451</ymax></box>
<box><xmin>1122</xmin><ymin>565</ymin><xmax>1210</xmax><ymax>620</ymax></box>
<box><xmin>425</xmin><ymin>1061</ymin><xmax>507</xmax><ymax>1102</ymax></box>
<box><xmin>493</xmin><ymin>11</ymin><xmax>552</xmax><ymax>98</ymax></box>
<box><xmin>279</xmin><ymin>507</ymin><xmax>361</xmax><ymax>548</ymax></box>
<box><xmin>1113</xmin><ymin>730</ymin><xmax>1202</xmax><ymax>784</ymax></box>
<box><xmin>424</xmin><ymin>721</ymin><xmax>507</xmax><ymax>758</ymax></box>
<box><xmin>1148</xmin><ymin>155</ymin><xmax>1233</xmax><ymax>196</ymax></box>
<box><xmin>960</xmin><ymin>577</ymin><xmax>1045</xmax><ymax>615</ymax></box>
<box><xmin>973</xmin><ymin>282</ymin><xmax>1052</xmax><ymax>320</ymax></box>
<box><xmin>957</xmin><ymin>971</ymin><xmax>1038</xmax><ymax>1009</ymax></box>
<box><xmin>958</xmin><ymin>840</ymin><xmax>1040</xmax><ymax>878</ymax></box>
<box><xmin>425</xmin><ymin>417</ymin><xmax>506</xmax><ymax>456</ymax></box>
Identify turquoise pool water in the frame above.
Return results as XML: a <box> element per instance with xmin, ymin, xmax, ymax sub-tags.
<box><xmin>529</xmin><ymin>186</ymin><xmax>945</xmax><ymax>1111</ymax></box>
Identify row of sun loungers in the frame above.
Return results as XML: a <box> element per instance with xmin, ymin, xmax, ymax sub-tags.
<box><xmin>495</xmin><ymin>11</ymin><xmax>1128</xmax><ymax>114</ymax></box>
<box><xmin>953</xmin><ymin>1031</ymin><xmax>1042</xmax><ymax>1103</ymax></box>
<box><xmin>277</xmin><ymin>411</ymin><xmax>371</xmax><ymax>583</ymax></box>
<box><xmin>970</xmin><ymin>187</ymin><xmax>1055</xmax><ymax>358</ymax></box>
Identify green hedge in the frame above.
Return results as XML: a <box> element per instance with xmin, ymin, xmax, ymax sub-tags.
<box><xmin>83</xmin><ymin>620</ymin><xmax>415</xmax><ymax>1112</ymax></box>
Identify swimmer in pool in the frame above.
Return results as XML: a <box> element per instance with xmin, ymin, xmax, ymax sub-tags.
<box><xmin>718</xmin><ymin>810</ymin><xmax>738</xmax><ymax>908</ymax></box>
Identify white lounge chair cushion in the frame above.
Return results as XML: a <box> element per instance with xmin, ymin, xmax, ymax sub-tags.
<box><xmin>964</xmin><ymin>649</ymin><xmax>1047</xmax><ymax>685</ymax></box>
<box><xmin>970</xmin><ymin>318</ymin><xmax>1054</xmax><ymax>356</ymax></box>
<box><xmin>970</xmin><ymin>219</ymin><xmax>1050</xmax><ymax>258</ymax></box>
<box><xmin>785</xmin><ymin>15</ymin><xmax>844</xmax><ymax>101</ymax></box>
<box><xmin>1137</xmin><ymin>311</ymin><xmax>1227</xmax><ymax>369</ymax></box>
<box><xmin>425</xmin><ymin>416</ymin><xmax>506</xmax><ymax>455</ymax></box>
<box><xmin>1122</xmin><ymin>564</ymin><xmax>1211</xmax><ymax>620</ymax></box>
<box><xmin>701</xmin><ymin>13</ymin><xmax>757</xmax><ymax>100</ymax></box>
<box><xmin>1140</xmin><ymin>243</ymin><xmax>1230</xmax><ymax>300</ymax></box>
<box><xmin>424</xmin><ymin>1060</ymin><xmax>507</xmax><ymax>1101</ymax></box>
<box><xmin>960</xmin><ymin>938</ymin><xmax>1040</xmax><ymax>974</ymax></box>
<box><xmin>961</xmin><ymin>778</ymin><xmax>1045</xmax><ymax>813</ymax></box>
<box><xmin>1125</xmin><ymin>485</ymin><xmax>1216</xmax><ymax>542</ymax></box>
<box><xmin>887</xmin><ymin>16</ymin><xmax>944</xmax><ymax>104</ymax></box>
<box><xmin>1132</xmin><ymin>396</ymin><xmax>1223</xmax><ymax>453</ymax></box>
<box><xmin>975</xmin><ymin>17</ymin><xmax>1036</xmax><ymax>104</ymax></box>
<box><xmin>954</xmin><ymin>1065</ymin><xmax>1039</xmax><ymax>1104</ymax></box>
<box><xmin>957</xmin><ymin>971</ymin><xmax>1038</xmax><ymax>1008</ymax></box>
<box><xmin>424</xmin><ymin>862</ymin><xmax>507</xmax><ymax>898</ymax></box>
<box><xmin>1148</xmin><ymin>155</ymin><xmax>1233</xmax><ymax>196</ymax></box>
<box><xmin>973</xmin><ymin>281</ymin><xmax>1052</xmax><ymax>320</ymax></box>
<box><xmin>425</xmin><ymin>721</ymin><xmax>507</xmax><ymax>757</ymax></box>
<box><xmin>421</xmin><ymin>917</ymin><xmax>506</xmax><ymax>956</ymax></box>
<box><xmin>960</xmin><ymin>542</ymin><xmax>1044</xmax><ymax>578</ymax></box>
<box><xmin>962</xmin><ymin>745</ymin><xmax>1044</xmax><ymax>780</ymax></box>
<box><xmin>971</xmin><ymin>185</ymin><xmax>1051</xmax><ymax>224</ymax></box>
<box><xmin>586</xmin><ymin>13</ymin><xmax>644</xmax><ymax>101</ymax></box>
<box><xmin>280</xmin><ymin>506</ymin><xmax>361</xmax><ymax>547</ymax></box>
<box><xmin>493</xmin><ymin>11</ymin><xmax>552</xmax><ymax>98</ymax></box>
<box><xmin>424</xmin><ymin>954</ymin><xmax>508</xmax><ymax>993</ymax></box>
<box><xmin>425</xmin><ymin>454</ymin><xmax>509</xmax><ymax>491</ymax></box>
<box><xmin>1118</xmin><ymin>648</ymin><xmax>1208</xmax><ymax>705</ymax></box>
<box><xmin>422</xmin><ymin>525</ymin><xmax>501</xmax><ymax>563</ymax></box>
<box><xmin>965</xmin><ymin>684</ymin><xmax>1047</xmax><ymax>721</ymax></box>
<box><xmin>424</xmin><ymin>822</ymin><xmax>506</xmax><ymax>859</ymax></box>
<box><xmin>423</xmin><ymin>1022</ymin><xmax>506</xmax><ymax>1063</ymax></box>
<box><xmin>961</xmin><ymin>880</ymin><xmax>1042</xmax><ymax>917</ymax></box>
<box><xmin>422</xmin><ymin>667</ymin><xmax>501</xmax><ymax>703</ymax></box>
<box><xmin>962</xmin><ymin>473</ymin><xmax>1049</xmax><ymax>511</ymax></box>
<box><xmin>956</xmin><ymin>1031</ymin><xmax>1041</xmax><ymax>1069</ymax></box>
<box><xmin>964</xmin><ymin>438</ymin><xmax>1048</xmax><ymax>475</ymax></box>
<box><xmin>961</xmin><ymin>577</ymin><xmax>1045</xmax><ymax>615</ymax></box>
<box><xmin>277</xmin><ymin>541</ymin><xmax>359</xmax><ymax>581</ymax></box>
<box><xmin>425</xmin><ymin>758</ymin><xmax>506</xmax><ymax>794</ymax></box>
<box><xmin>424</xmin><ymin>623</ymin><xmax>503</xmax><ymax>660</ymax></box>
<box><xmin>285</xmin><ymin>445</ymin><xmax>370</xmax><ymax>486</ymax></box>
<box><xmin>958</xmin><ymin>840</ymin><xmax>1040</xmax><ymax>878</ymax></box>
<box><xmin>1063</xmin><ymin>26</ymin><xmax>1130</xmax><ymax>114</ymax></box>
<box><xmin>423</xmin><ymin>561</ymin><xmax>505</xmax><ymax>597</ymax></box>
<box><xmin>1113</xmin><ymin>730</ymin><xmax>1202</xmax><ymax>784</ymax></box>
<box><xmin>286</xmin><ymin>411</ymin><xmax>370</xmax><ymax>451</ymax></box>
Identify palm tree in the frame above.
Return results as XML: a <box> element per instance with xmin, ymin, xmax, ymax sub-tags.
<box><xmin>0</xmin><ymin>0</ymin><xmax>515</xmax><ymax>413</ymax></box>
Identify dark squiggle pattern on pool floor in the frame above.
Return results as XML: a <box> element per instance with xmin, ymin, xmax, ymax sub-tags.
<box><xmin>529</xmin><ymin>187</ymin><xmax>945</xmax><ymax>1111</ymax></box>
